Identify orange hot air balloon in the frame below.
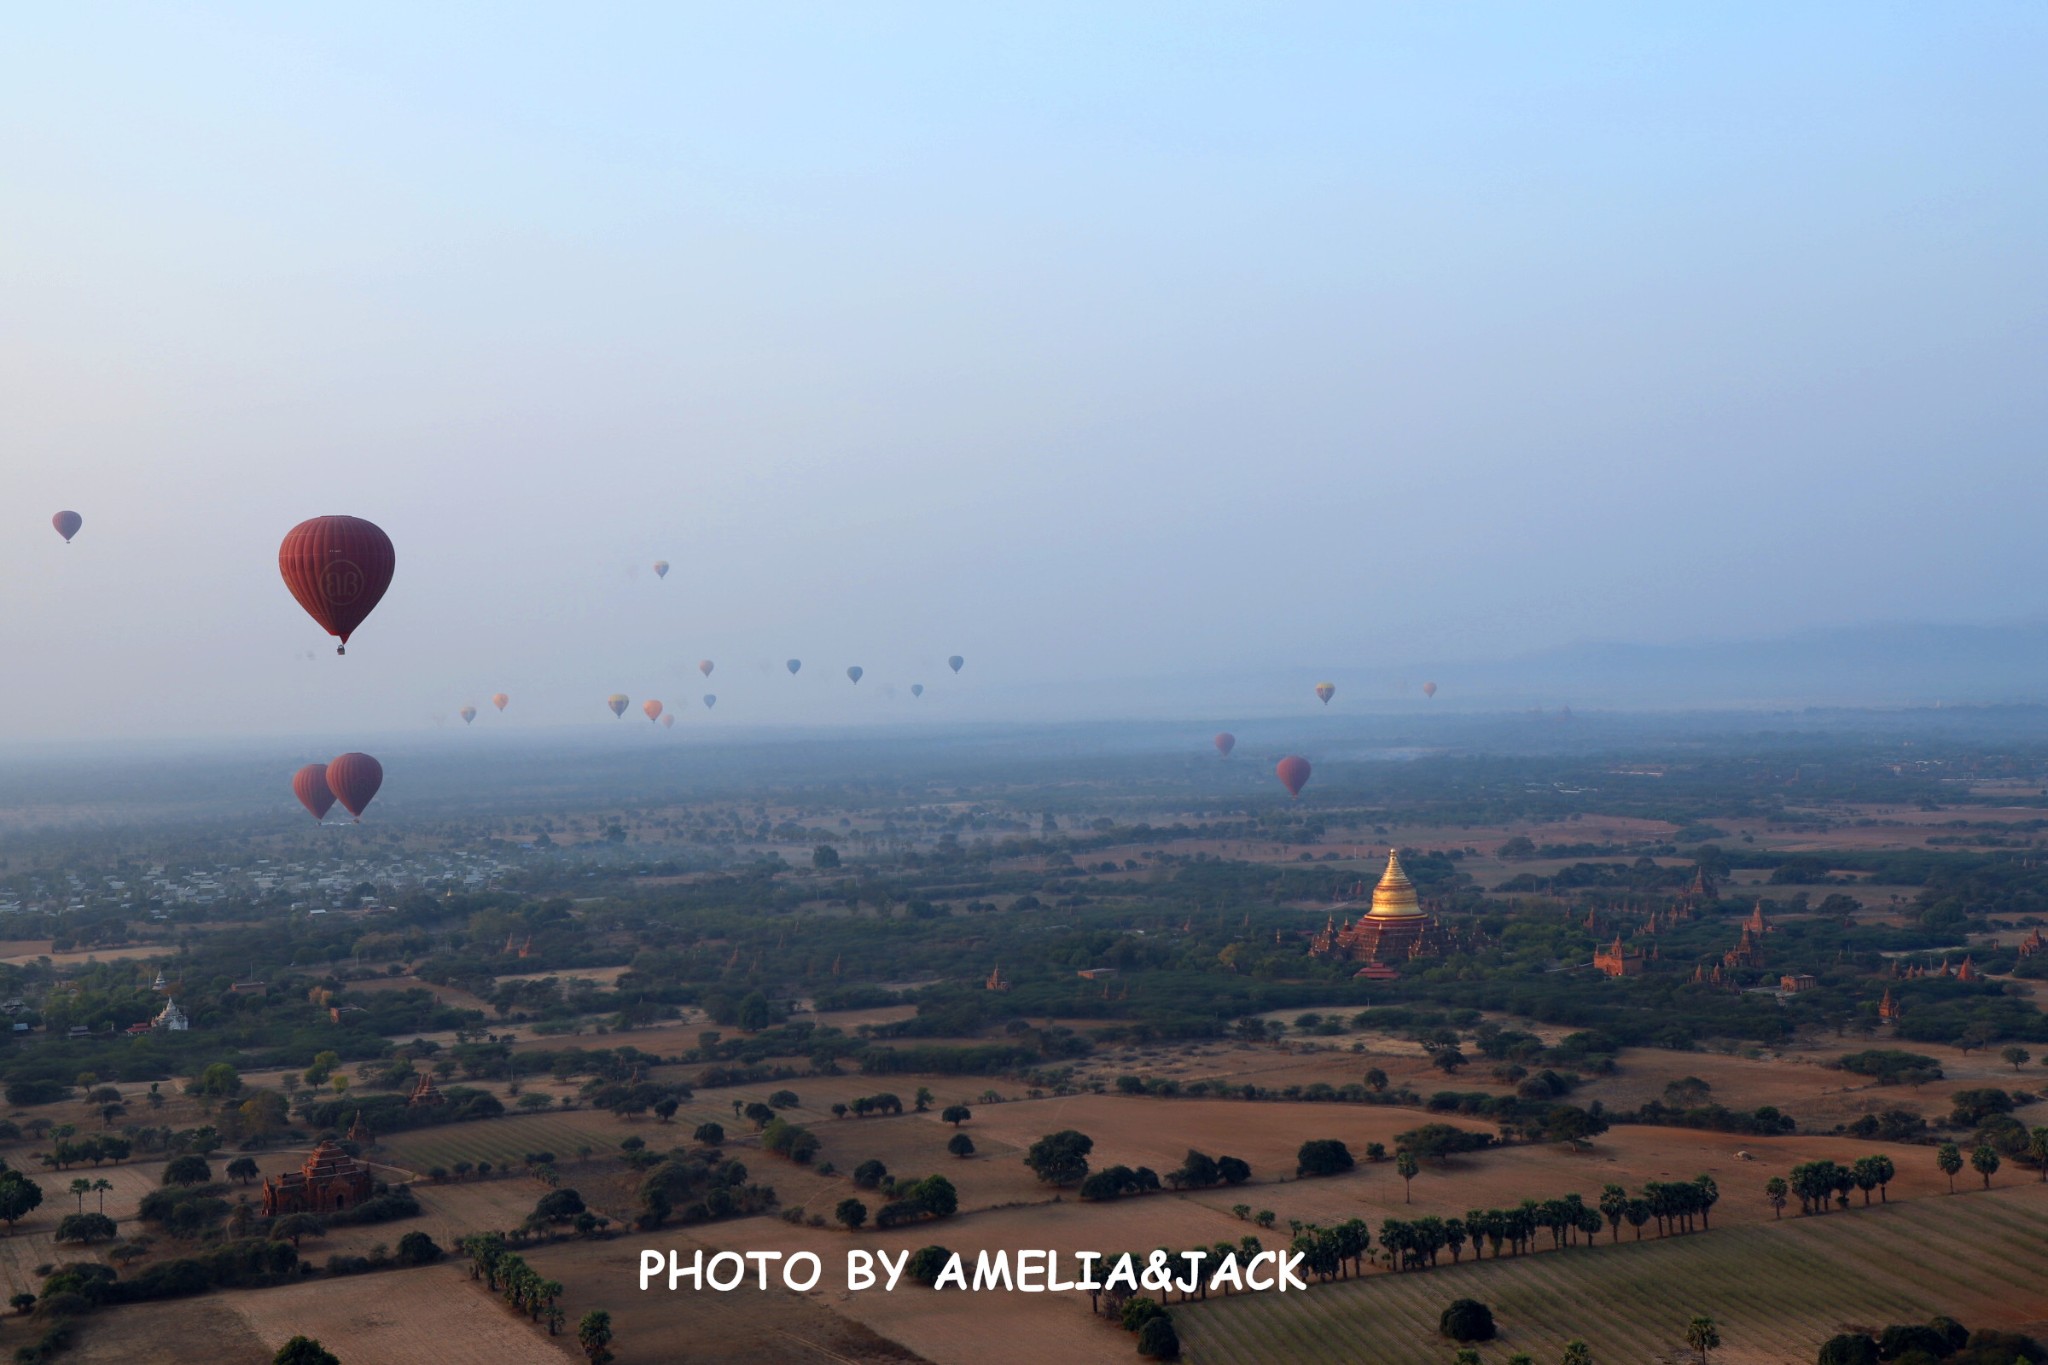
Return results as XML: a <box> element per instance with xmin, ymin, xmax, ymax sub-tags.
<box><xmin>292</xmin><ymin>764</ymin><xmax>335</xmax><ymax>821</ymax></box>
<box><xmin>948</xmin><ymin>655</ymin><xmax>964</xmax><ymax>674</ymax></box>
<box><xmin>847</xmin><ymin>666</ymin><xmax>863</xmax><ymax>684</ymax></box>
<box><xmin>660</xmin><ymin>712</ymin><xmax>675</xmax><ymax>728</ymax></box>
<box><xmin>52</xmin><ymin>511</ymin><xmax>82</xmax><ymax>543</ymax></box>
<box><xmin>607</xmin><ymin>694</ymin><xmax>629</xmax><ymax>718</ymax></box>
<box><xmin>459</xmin><ymin>704</ymin><xmax>477</xmax><ymax>725</ymax></box>
<box><xmin>698</xmin><ymin>660</ymin><xmax>714</xmax><ymax>678</ymax></box>
<box><xmin>1275</xmin><ymin>755</ymin><xmax>1312</xmax><ymax>797</ymax></box>
<box><xmin>492</xmin><ymin>693</ymin><xmax>509</xmax><ymax>711</ymax></box>
<box><xmin>278</xmin><ymin>516</ymin><xmax>395</xmax><ymax>654</ymax></box>
<box><xmin>653</xmin><ymin>560</ymin><xmax>670</xmax><ymax>578</ymax></box>
<box><xmin>326</xmin><ymin>752</ymin><xmax>383</xmax><ymax>820</ymax></box>
<box><xmin>1214</xmin><ymin>732</ymin><xmax>1236</xmax><ymax>757</ymax></box>
<box><xmin>643</xmin><ymin>699</ymin><xmax>663</xmax><ymax>723</ymax></box>
<box><xmin>1315</xmin><ymin>682</ymin><xmax>1336</xmax><ymax>705</ymax></box>
<box><xmin>1423</xmin><ymin>681</ymin><xmax>1438</xmax><ymax>698</ymax></box>
<box><xmin>786</xmin><ymin>659</ymin><xmax>802</xmax><ymax>675</ymax></box>
<box><xmin>911</xmin><ymin>684</ymin><xmax>924</xmax><ymax>698</ymax></box>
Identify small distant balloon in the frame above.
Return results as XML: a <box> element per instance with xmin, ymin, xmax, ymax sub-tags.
<box><xmin>660</xmin><ymin>712</ymin><xmax>675</xmax><ymax>728</ymax></box>
<box><xmin>703</xmin><ymin>693</ymin><xmax>717</xmax><ymax>709</ymax></box>
<box><xmin>847</xmin><ymin>666</ymin><xmax>863</xmax><ymax>684</ymax></box>
<box><xmin>325</xmin><ymin>752</ymin><xmax>383</xmax><ymax>821</ymax></box>
<box><xmin>948</xmin><ymin>655</ymin><xmax>964</xmax><ymax>674</ymax></box>
<box><xmin>1214</xmin><ymin>732</ymin><xmax>1235</xmax><ymax>757</ymax></box>
<box><xmin>643</xmin><ymin>699</ymin><xmax>663</xmax><ymax>723</ymax></box>
<box><xmin>1423</xmin><ymin>681</ymin><xmax>1438</xmax><ymax>699</ymax></box>
<box><xmin>492</xmin><ymin>693</ymin><xmax>509</xmax><ymax>711</ymax></box>
<box><xmin>698</xmin><ymin>660</ymin><xmax>715</xmax><ymax>678</ymax></box>
<box><xmin>459</xmin><ymin>705</ymin><xmax>477</xmax><ymax>725</ymax></box>
<box><xmin>292</xmin><ymin>764</ymin><xmax>335</xmax><ymax>821</ymax></box>
<box><xmin>1275</xmin><ymin>755</ymin><xmax>1312</xmax><ymax>797</ymax></box>
<box><xmin>52</xmin><ymin>511</ymin><xmax>82</xmax><ymax>543</ymax></box>
<box><xmin>653</xmin><ymin>560</ymin><xmax>669</xmax><ymax>578</ymax></box>
<box><xmin>607</xmin><ymin>694</ymin><xmax>629</xmax><ymax>718</ymax></box>
<box><xmin>786</xmin><ymin>659</ymin><xmax>802</xmax><ymax>675</ymax></box>
<box><xmin>911</xmin><ymin>683</ymin><xmax>924</xmax><ymax>698</ymax></box>
<box><xmin>1315</xmin><ymin>682</ymin><xmax>1336</xmax><ymax>705</ymax></box>
<box><xmin>278</xmin><ymin>515</ymin><xmax>395</xmax><ymax>655</ymax></box>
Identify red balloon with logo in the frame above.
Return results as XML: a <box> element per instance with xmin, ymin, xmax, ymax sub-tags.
<box><xmin>279</xmin><ymin>516</ymin><xmax>395</xmax><ymax>654</ymax></box>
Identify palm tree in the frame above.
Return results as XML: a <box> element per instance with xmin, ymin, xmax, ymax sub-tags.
<box><xmin>68</xmin><ymin>1178</ymin><xmax>90</xmax><ymax>1213</ymax></box>
<box><xmin>1971</xmin><ymin>1145</ymin><xmax>2001</xmax><ymax>1189</ymax></box>
<box><xmin>1685</xmin><ymin>1314</ymin><xmax>1721</xmax><ymax>1363</ymax></box>
<box><xmin>1394</xmin><ymin>1150</ymin><xmax>1418</xmax><ymax>1203</ymax></box>
<box><xmin>91</xmin><ymin>1179</ymin><xmax>111</xmax><ymax>1213</ymax></box>
<box><xmin>1872</xmin><ymin>1154</ymin><xmax>1896</xmax><ymax>1203</ymax></box>
<box><xmin>1936</xmin><ymin>1143</ymin><xmax>1964</xmax><ymax>1193</ymax></box>
<box><xmin>1562</xmin><ymin>1342</ymin><xmax>1594</xmax><ymax>1365</ymax></box>
<box><xmin>1764</xmin><ymin>1177</ymin><xmax>1788</xmax><ymax>1219</ymax></box>
<box><xmin>2028</xmin><ymin>1127</ymin><xmax>2048</xmax><ymax>1182</ymax></box>
<box><xmin>578</xmin><ymin>1309</ymin><xmax>615</xmax><ymax>1365</ymax></box>
<box><xmin>1598</xmin><ymin>1184</ymin><xmax>1628</xmax><ymax>1242</ymax></box>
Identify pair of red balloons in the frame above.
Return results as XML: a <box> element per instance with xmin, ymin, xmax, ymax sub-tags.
<box><xmin>292</xmin><ymin>755</ymin><xmax>383</xmax><ymax>823</ymax></box>
<box><xmin>281</xmin><ymin>515</ymin><xmax>395</xmax><ymax>822</ymax></box>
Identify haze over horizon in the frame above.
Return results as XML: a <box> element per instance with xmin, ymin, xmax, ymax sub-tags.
<box><xmin>4</xmin><ymin>4</ymin><xmax>2044</xmax><ymax>742</ymax></box>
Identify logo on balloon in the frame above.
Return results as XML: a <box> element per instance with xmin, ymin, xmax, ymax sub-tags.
<box><xmin>320</xmin><ymin>559</ymin><xmax>366</xmax><ymax>605</ymax></box>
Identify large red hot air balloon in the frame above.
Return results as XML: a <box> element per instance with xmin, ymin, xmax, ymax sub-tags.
<box><xmin>292</xmin><ymin>764</ymin><xmax>335</xmax><ymax>821</ymax></box>
<box><xmin>279</xmin><ymin>516</ymin><xmax>395</xmax><ymax>654</ymax></box>
<box><xmin>643</xmin><ymin>699</ymin><xmax>663</xmax><ymax>723</ymax></box>
<box><xmin>492</xmin><ymin>693</ymin><xmax>509</xmax><ymax>711</ymax></box>
<box><xmin>326</xmin><ymin>752</ymin><xmax>383</xmax><ymax>821</ymax></box>
<box><xmin>1422</xmin><ymin>681</ymin><xmax>1438</xmax><ymax>698</ymax></box>
<box><xmin>52</xmin><ymin>511</ymin><xmax>82</xmax><ymax>543</ymax></box>
<box><xmin>1214</xmin><ymin>732</ymin><xmax>1236</xmax><ymax>757</ymax></box>
<box><xmin>1275</xmin><ymin>755</ymin><xmax>1312</xmax><ymax>797</ymax></box>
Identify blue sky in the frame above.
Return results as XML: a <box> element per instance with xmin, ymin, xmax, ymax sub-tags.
<box><xmin>1</xmin><ymin>4</ymin><xmax>2043</xmax><ymax>738</ymax></box>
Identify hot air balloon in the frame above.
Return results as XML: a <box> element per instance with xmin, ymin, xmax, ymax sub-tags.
<box><xmin>948</xmin><ymin>655</ymin><xmax>964</xmax><ymax>674</ymax></box>
<box><xmin>786</xmin><ymin>659</ymin><xmax>802</xmax><ymax>675</ymax></box>
<box><xmin>492</xmin><ymin>693</ymin><xmax>509</xmax><ymax>711</ymax></box>
<box><xmin>653</xmin><ymin>560</ymin><xmax>670</xmax><ymax>578</ymax></box>
<box><xmin>703</xmin><ymin>694</ymin><xmax>717</xmax><ymax>709</ymax></box>
<box><xmin>326</xmin><ymin>752</ymin><xmax>384</xmax><ymax>820</ymax></box>
<box><xmin>278</xmin><ymin>516</ymin><xmax>395</xmax><ymax>654</ymax></box>
<box><xmin>459</xmin><ymin>704</ymin><xmax>477</xmax><ymax>725</ymax></box>
<box><xmin>292</xmin><ymin>764</ymin><xmax>335</xmax><ymax>821</ymax></box>
<box><xmin>847</xmin><ymin>666</ymin><xmax>863</xmax><ymax>684</ymax></box>
<box><xmin>1315</xmin><ymin>682</ymin><xmax>1336</xmax><ymax>705</ymax></box>
<box><xmin>1422</xmin><ymin>681</ymin><xmax>1438</xmax><ymax>698</ymax></box>
<box><xmin>1275</xmin><ymin>755</ymin><xmax>1312</xmax><ymax>797</ymax></box>
<box><xmin>1214</xmin><ymin>732</ymin><xmax>1236</xmax><ymax>757</ymax></box>
<box><xmin>660</xmin><ymin>712</ymin><xmax>675</xmax><ymax>728</ymax></box>
<box><xmin>698</xmin><ymin>660</ymin><xmax>715</xmax><ymax>678</ymax></box>
<box><xmin>607</xmin><ymin>694</ymin><xmax>629</xmax><ymax>718</ymax></box>
<box><xmin>911</xmin><ymin>684</ymin><xmax>924</xmax><ymax>698</ymax></box>
<box><xmin>643</xmin><ymin>699</ymin><xmax>663</xmax><ymax>723</ymax></box>
<box><xmin>51</xmin><ymin>511</ymin><xmax>82</xmax><ymax>543</ymax></box>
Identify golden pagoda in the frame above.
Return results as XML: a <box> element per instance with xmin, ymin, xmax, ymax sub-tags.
<box><xmin>1368</xmin><ymin>851</ymin><xmax>1423</xmax><ymax>919</ymax></box>
<box><xmin>1309</xmin><ymin>851</ymin><xmax>1444</xmax><ymax>967</ymax></box>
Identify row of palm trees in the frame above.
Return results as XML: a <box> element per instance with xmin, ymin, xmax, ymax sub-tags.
<box><xmin>1765</xmin><ymin>1155</ymin><xmax>1896</xmax><ymax>1217</ymax></box>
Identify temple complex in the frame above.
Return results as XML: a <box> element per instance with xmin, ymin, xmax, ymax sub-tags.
<box><xmin>261</xmin><ymin>1139</ymin><xmax>374</xmax><ymax>1216</ymax></box>
<box><xmin>1310</xmin><ymin>851</ymin><xmax>1446</xmax><ymax>969</ymax></box>
<box><xmin>407</xmin><ymin>1072</ymin><xmax>445</xmax><ymax>1107</ymax></box>
<box><xmin>1594</xmin><ymin>934</ymin><xmax>1651</xmax><ymax>978</ymax></box>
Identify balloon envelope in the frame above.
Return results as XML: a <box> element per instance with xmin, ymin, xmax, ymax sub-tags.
<box><xmin>607</xmin><ymin>694</ymin><xmax>629</xmax><ymax>718</ymax></box>
<box><xmin>459</xmin><ymin>705</ymin><xmax>477</xmax><ymax>725</ymax></box>
<box><xmin>291</xmin><ymin>764</ymin><xmax>335</xmax><ymax>820</ymax></box>
<box><xmin>847</xmin><ymin>666</ymin><xmax>863</xmax><ymax>684</ymax></box>
<box><xmin>1214</xmin><ymin>732</ymin><xmax>1236</xmax><ymax>757</ymax></box>
<box><xmin>52</xmin><ymin>511</ymin><xmax>82</xmax><ymax>543</ymax></box>
<box><xmin>660</xmin><ymin>712</ymin><xmax>675</xmax><ymax>728</ymax></box>
<box><xmin>786</xmin><ymin>659</ymin><xmax>802</xmax><ymax>675</ymax></box>
<box><xmin>643</xmin><ymin>699</ymin><xmax>663</xmax><ymax>722</ymax></box>
<box><xmin>1276</xmin><ymin>755</ymin><xmax>1312</xmax><ymax>797</ymax></box>
<box><xmin>1423</xmin><ymin>681</ymin><xmax>1438</xmax><ymax>698</ymax></box>
<box><xmin>1315</xmin><ymin>682</ymin><xmax>1336</xmax><ymax>705</ymax></box>
<box><xmin>911</xmin><ymin>684</ymin><xmax>924</xmax><ymax>698</ymax></box>
<box><xmin>653</xmin><ymin>560</ymin><xmax>669</xmax><ymax>578</ymax></box>
<box><xmin>703</xmin><ymin>694</ymin><xmax>717</xmax><ymax>709</ymax></box>
<box><xmin>491</xmin><ymin>693</ymin><xmax>509</xmax><ymax>711</ymax></box>
<box><xmin>278</xmin><ymin>516</ymin><xmax>395</xmax><ymax>654</ymax></box>
<box><xmin>326</xmin><ymin>752</ymin><xmax>384</xmax><ymax>820</ymax></box>
<box><xmin>698</xmin><ymin>660</ymin><xmax>714</xmax><ymax>677</ymax></box>
<box><xmin>948</xmin><ymin>655</ymin><xmax>964</xmax><ymax>673</ymax></box>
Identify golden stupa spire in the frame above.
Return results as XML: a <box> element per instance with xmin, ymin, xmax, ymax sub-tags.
<box><xmin>1367</xmin><ymin>849</ymin><xmax>1422</xmax><ymax>919</ymax></box>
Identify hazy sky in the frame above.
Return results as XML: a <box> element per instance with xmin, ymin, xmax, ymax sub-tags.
<box><xmin>3</xmin><ymin>3</ymin><xmax>2044</xmax><ymax>740</ymax></box>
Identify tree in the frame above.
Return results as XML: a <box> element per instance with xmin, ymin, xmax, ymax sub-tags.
<box><xmin>1561</xmin><ymin>1341</ymin><xmax>1593</xmax><ymax>1365</ymax></box>
<box><xmin>1296</xmin><ymin>1139</ymin><xmax>1355</xmax><ymax>1179</ymax></box>
<box><xmin>947</xmin><ymin>1134</ymin><xmax>975</xmax><ymax>1159</ymax></box>
<box><xmin>653</xmin><ymin>1098</ymin><xmax>679</xmax><ymax>1124</ymax></box>
<box><xmin>1685</xmin><ymin>1314</ymin><xmax>1721</xmax><ymax>1364</ymax></box>
<box><xmin>2001</xmin><ymin>1045</ymin><xmax>2032</xmax><ymax>1072</ymax></box>
<box><xmin>2028</xmin><ymin>1127</ymin><xmax>2048</xmax><ymax>1181</ymax></box>
<box><xmin>577</xmin><ymin>1309</ymin><xmax>615</xmax><ymax>1365</ymax></box>
<box><xmin>1817</xmin><ymin>1334</ymin><xmax>1881</xmax><ymax>1365</ymax></box>
<box><xmin>272</xmin><ymin>1212</ymin><xmax>326</xmax><ymax>1248</ymax></box>
<box><xmin>1971</xmin><ymin>1144</ymin><xmax>2001</xmax><ymax>1189</ymax></box>
<box><xmin>193</xmin><ymin>1063</ymin><xmax>243</xmax><ymax>1099</ymax></box>
<box><xmin>1024</xmin><ymin>1130</ymin><xmax>1094</xmax><ymax>1186</ymax></box>
<box><xmin>812</xmin><ymin>845</ymin><xmax>841</xmax><ymax>870</ymax></box>
<box><xmin>1431</xmin><ymin>1046</ymin><xmax>1468</xmax><ymax>1075</ymax></box>
<box><xmin>227</xmin><ymin>1156</ymin><xmax>260</xmax><ymax>1185</ymax></box>
<box><xmin>273</xmin><ymin>1339</ymin><xmax>340</xmax><ymax>1365</ymax></box>
<box><xmin>1395</xmin><ymin>1150</ymin><xmax>1419</xmax><ymax>1202</ymax></box>
<box><xmin>914</xmin><ymin>1088</ymin><xmax>934</xmax><ymax>1112</ymax></box>
<box><xmin>1136</xmin><ymin>1314</ymin><xmax>1180</xmax><ymax>1359</ymax></box>
<box><xmin>942</xmin><ymin>1105</ymin><xmax>971</xmax><ymax>1126</ymax></box>
<box><xmin>54</xmin><ymin>1212</ymin><xmax>116</xmax><ymax>1243</ymax></box>
<box><xmin>91</xmin><ymin>1177</ymin><xmax>111</xmax><ymax>1212</ymax></box>
<box><xmin>535</xmin><ymin>1189</ymin><xmax>587</xmax><ymax>1223</ymax></box>
<box><xmin>163</xmin><ymin>1155</ymin><xmax>212</xmax><ymax>1186</ymax></box>
<box><xmin>1439</xmin><ymin>1298</ymin><xmax>1496</xmax><ymax>1342</ymax></box>
<box><xmin>0</xmin><ymin>1171</ymin><xmax>44</xmax><ymax>1230</ymax></box>
<box><xmin>835</xmin><ymin>1198</ymin><xmax>868</xmax><ymax>1232</ymax></box>
<box><xmin>693</xmin><ymin>1122</ymin><xmax>725</xmax><ymax>1147</ymax></box>
<box><xmin>1764</xmin><ymin>1177</ymin><xmax>1788</xmax><ymax>1220</ymax></box>
<box><xmin>396</xmin><ymin>1231</ymin><xmax>443</xmax><ymax>1265</ymax></box>
<box><xmin>1936</xmin><ymin>1143</ymin><xmax>1964</xmax><ymax>1193</ymax></box>
<box><xmin>1364</xmin><ymin>1068</ymin><xmax>1389</xmax><ymax>1093</ymax></box>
